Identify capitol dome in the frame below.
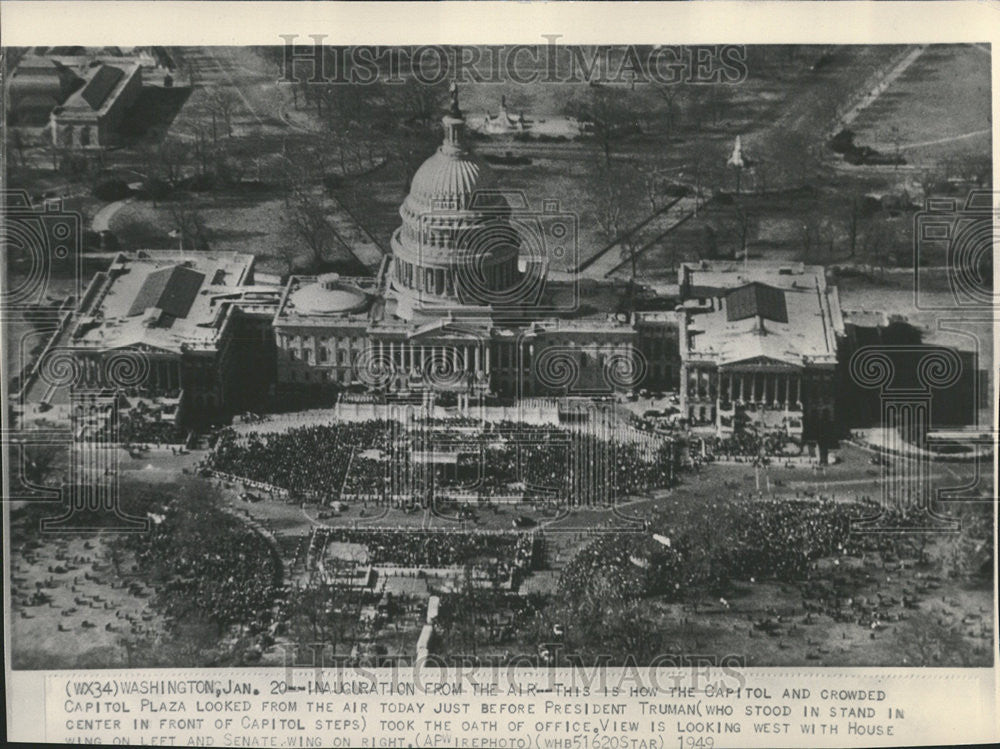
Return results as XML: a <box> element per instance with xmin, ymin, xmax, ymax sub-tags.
<box><xmin>388</xmin><ymin>84</ymin><xmax>521</xmax><ymax>319</ymax></box>
<box><xmin>406</xmin><ymin>146</ymin><xmax>493</xmax><ymax>210</ymax></box>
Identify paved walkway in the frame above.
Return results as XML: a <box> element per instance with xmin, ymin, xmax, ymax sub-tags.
<box><xmin>834</xmin><ymin>45</ymin><xmax>928</xmax><ymax>134</ymax></box>
<box><xmin>91</xmin><ymin>198</ymin><xmax>131</xmax><ymax>232</ymax></box>
<box><xmin>326</xmin><ymin>193</ymin><xmax>386</xmax><ymax>270</ymax></box>
<box><xmin>579</xmin><ymin>194</ymin><xmax>703</xmax><ymax>279</ymax></box>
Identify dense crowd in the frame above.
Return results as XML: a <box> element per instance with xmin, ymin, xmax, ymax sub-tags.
<box><xmin>113</xmin><ymin>407</ymin><xmax>186</xmax><ymax>446</ymax></box>
<box><xmin>314</xmin><ymin>527</ymin><xmax>539</xmax><ymax>575</ymax></box>
<box><xmin>208</xmin><ymin>421</ymin><xmax>393</xmax><ymax>498</ymax></box>
<box><xmin>558</xmin><ymin>498</ymin><xmax>936</xmax><ymax>612</ymax></box>
<box><xmin>208</xmin><ymin>419</ymin><xmax>675</xmax><ymax>505</ymax></box>
<box><xmin>435</xmin><ymin>591</ymin><xmax>547</xmax><ymax>648</ymax></box>
<box><xmin>705</xmin><ymin>431</ymin><xmax>800</xmax><ymax>461</ymax></box>
<box><xmin>114</xmin><ymin>484</ymin><xmax>280</xmax><ymax>634</ymax></box>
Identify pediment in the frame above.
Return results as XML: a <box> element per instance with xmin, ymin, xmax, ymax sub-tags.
<box><xmin>719</xmin><ymin>355</ymin><xmax>801</xmax><ymax>371</ymax></box>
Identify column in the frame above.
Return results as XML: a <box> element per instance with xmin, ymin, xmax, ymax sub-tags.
<box><xmin>420</xmin><ymin>346</ymin><xmax>426</xmax><ymax>370</ymax></box>
<box><xmin>452</xmin><ymin>345</ymin><xmax>459</xmax><ymax>371</ymax></box>
<box><xmin>474</xmin><ymin>345</ymin><xmax>481</xmax><ymax>373</ymax></box>
<box><xmin>485</xmin><ymin>344</ymin><xmax>491</xmax><ymax>373</ymax></box>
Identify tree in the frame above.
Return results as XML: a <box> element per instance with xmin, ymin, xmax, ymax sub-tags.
<box><xmin>566</xmin><ymin>87</ymin><xmax>637</xmax><ymax>165</ymax></box>
<box><xmin>680</xmin><ymin>138</ymin><xmax>726</xmax><ymax>213</ymax></box>
<box><xmin>141</xmin><ymin>138</ymin><xmax>190</xmax><ymax>194</ymax></box>
<box><xmin>168</xmin><ymin>198</ymin><xmax>212</xmax><ymax>251</ymax></box>
<box><xmin>718</xmin><ymin>197</ymin><xmax>758</xmax><ymax>260</ymax></box>
<box><xmin>639</xmin><ymin>157</ymin><xmax>675</xmax><ymax>215</ymax></box>
<box><xmin>378</xmin><ymin>81</ymin><xmax>446</xmax><ymax>191</ymax></box>
<box><xmin>915</xmin><ymin>165</ymin><xmax>948</xmax><ymax>200</ymax></box>
<box><xmin>285</xmin><ymin>578</ymin><xmax>360</xmax><ymax>657</ymax></box>
<box><xmin>860</xmin><ymin>212</ymin><xmax>893</xmax><ymax>274</ymax></box>
<box><xmin>652</xmin><ymin>81</ymin><xmax>684</xmax><ymax>132</ymax></box>
<box><xmin>285</xmin><ymin>189</ymin><xmax>335</xmax><ymax>272</ymax></box>
<box><xmin>588</xmin><ymin>160</ymin><xmax>645</xmax><ymax>296</ymax></box>
<box><xmin>8</xmin><ymin>128</ymin><xmax>31</xmax><ymax>169</ymax></box>
<box><xmin>205</xmin><ymin>89</ymin><xmax>238</xmax><ymax>141</ymax></box>
<box><xmin>22</xmin><ymin>445</ymin><xmax>63</xmax><ymax>486</ymax></box>
<box><xmin>799</xmin><ymin>209</ymin><xmax>837</xmax><ymax>264</ymax></box>
<box><xmin>841</xmin><ymin>191</ymin><xmax>868</xmax><ymax>258</ymax></box>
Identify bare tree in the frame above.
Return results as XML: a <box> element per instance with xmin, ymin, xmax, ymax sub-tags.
<box><xmin>8</xmin><ymin>128</ymin><xmax>31</xmax><ymax>169</ymax></box>
<box><xmin>718</xmin><ymin>198</ymin><xmax>758</xmax><ymax>261</ymax></box>
<box><xmin>652</xmin><ymin>81</ymin><xmax>684</xmax><ymax>132</ymax></box>
<box><xmin>799</xmin><ymin>209</ymin><xmax>837</xmax><ymax>264</ymax></box>
<box><xmin>205</xmin><ymin>89</ymin><xmax>238</xmax><ymax>141</ymax></box>
<box><xmin>841</xmin><ymin>191</ymin><xmax>867</xmax><ymax>258</ymax></box>
<box><xmin>22</xmin><ymin>445</ymin><xmax>63</xmax><ymax>486</ymax></box>
<box><xmin>566</xmin><ymin>87</ymin><xmax>637</xmax><ymax>165</ymax></box>
<box><xmin>143</xmin><ymin>138</ymin><xmax>190</xmax><ymax>189</ymax></box>
<box><xmin>861</xmin><ymin>212</ymin><xmax>893</xmax><ymax>274</ymax></box>
<box><xmin>285</xmin><ymin>190</ymin><xmax>335</xmax><ymax>272</ymax></box>
<box><xmin>168</xmin><ymin>198</ymin><xmax>212</xmax><ymax>251</ymax></box>
<box><xmin>589</xmin><ymin>160</ymin><xmax>645</xmax><ymax>301</ymax></box>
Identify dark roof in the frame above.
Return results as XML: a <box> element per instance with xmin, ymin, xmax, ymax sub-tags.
<box><xmin>726</xmin><ymin>282</ymin><xmax>788</xmax><ymax>323</ymax></box>
<box><xmin>128</xmin><ymin>265</ymin><xmax>205</xmax><ymax>318</ymax></box>
<box><xmin>79</xmin><ymin>65</ymin><xmax>125</xmax><ymax>110</ymax></box>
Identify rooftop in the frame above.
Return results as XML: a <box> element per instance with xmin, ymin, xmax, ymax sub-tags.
<box><xmin>275</xmin><ymin>275</ymin><xmax>379</xmax><ymax>327</ymax></box>
<box><xmin>681</xmin><ymin>264</ymin><xmax>843</xmax><ymax>369</ymax></box>
<box><xmin>70</xmin><ymin>251</ymin><xmax>255</xmax><ymax>354</ymax></box>
<box><xmin>679</xmin><ymin>260</ymin><xmax>831</xmax><ymax>297</ymax></box>
<box><xmin>58</xmin><ymin>62</ymin><xmax>139</xmax><ymax>116</ymax></box>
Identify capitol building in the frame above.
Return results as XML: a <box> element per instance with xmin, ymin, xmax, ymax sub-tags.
<box><xmin>20</xmin><ymin>86</ymin><xmax>853</xmax><ymax>440</ymax></box>
<box><xmin>272</xmin><ymin>86</ymin><xmax>653</xmax><ymax>404</ymax></box>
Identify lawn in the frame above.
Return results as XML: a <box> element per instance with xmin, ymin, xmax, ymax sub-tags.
<box><xmin>851</xmin><ymin>44</ymin><xmax>991</xmax><ymax>162</ymax></box>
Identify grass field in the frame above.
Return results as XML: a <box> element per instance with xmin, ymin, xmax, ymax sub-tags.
<box><xmin>851</xmin><ymin>44</ymin><xmax>991</xmax><ymax>163</ymax></box>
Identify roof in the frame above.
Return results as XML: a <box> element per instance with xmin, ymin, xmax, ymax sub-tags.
<box><xmin>127</xmin><ymin>265</ymin><xmax>205</xmax><ymax>318</ymax></box>
<box><xmin>69</xmin><ymin>251</ymin><xmax>256</xmax><ymax>355</ymax></box>
<box><xmin>275</xmin><ymin>275</ymin><xmax>380</xmax><ymax>327</ymax></box>
<box><xmin>79</xmin><ymin>65</ymin><xmax>125</xmax><ymax>110</ymax></box>
<box><xmin>681</xmin><ymin>264</ymin><xmax>841</xmax><ymax>369</ymax></box>
<box><xmin>59</xmin><ymin>63</ymin><xmax>138</xmax><ymax>115</ymax></box>
<box><xmin>726</xmin><ymin>282</ymin><xmax>788</xmax><ymax>323</ymax></box>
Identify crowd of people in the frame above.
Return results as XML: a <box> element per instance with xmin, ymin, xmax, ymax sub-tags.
<box><xmin>208</xmin><ymin>419</ymin><xmax>676</xmax><ymax>506</ymax></box>
<box><xmin>114</xmin><ymin>483</ymin><xmax>280</xmax><ymax>635</ymax></box>
<box><xmin>113</xmin><ymin>406</ymin><xmax>186</xmax><ymax>446</ymax></box>
<box><xmin>314</xmin><ymin>527</ymin><xmax>540</xmax><ymax>575</ymax></box>
<box><xmin>207</xmin><ymin>421</ymin><xmax>393</xmax><ymax>498</ymax></box>
<box><xmin>704</xmin><ymin>430</ymin><xmax>801</xmax><ymax>462</ymax></box>
<box><xmin>558</xmin><ymin>498</ymin><xmax>938</xmax><ymax>620</ymax></box>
